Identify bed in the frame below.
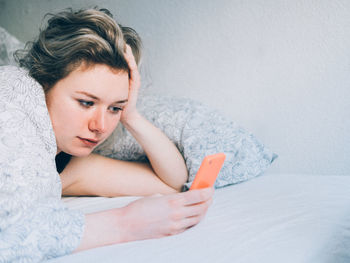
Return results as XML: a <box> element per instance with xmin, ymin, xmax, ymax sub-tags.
<box><xmin>47</xmin><ymin>173</ymin><xmax>350</xmax><ymax>263</ymax></box>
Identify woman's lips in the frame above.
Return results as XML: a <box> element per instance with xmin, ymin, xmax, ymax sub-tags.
<box><xmin>78</xmin><ymin>137</ymin><xmax>99</xmax><ymax>147</ymax></box>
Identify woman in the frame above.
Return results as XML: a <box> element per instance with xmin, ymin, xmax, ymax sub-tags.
<box><xmin>0</xmin><ymin>7</ymin><xmax>213</xmax><ymax>262</ymax></box>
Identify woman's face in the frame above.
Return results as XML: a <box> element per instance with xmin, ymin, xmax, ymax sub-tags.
<box><xmin>45</xmin><ymin>63</ymin><xmax>129</xmax><ymax>157</ymax></box>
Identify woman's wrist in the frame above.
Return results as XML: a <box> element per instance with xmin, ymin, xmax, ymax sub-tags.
<box><xmin>121</xmin><ymin>110</ymin><xmax>143</xmax><ymax>131</ymax></box>
<box><xmin>74</xmin><ymin>208</ymin><xmax>127</xmax><ymax>252</ymax></box>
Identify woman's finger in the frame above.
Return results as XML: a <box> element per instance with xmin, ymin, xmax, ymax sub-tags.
<box><xmin>124</xmin><ymin>44</ymin><xmax>140</xmax><ymax>88</ymax></box>
<box><xmin>182</xmin><ymin>198</ymin><xmax>212</xmax><ymax>218</ymax></box>
<box><xmin>180</xmin><ymin>187</ymin><xmax>214</xmax><ymax>206</ymax></box>
<box><xmin>124</xmin><ymin>45</ymin><xmax>137</xmax><ymax>70</ymax></box>
<box><xmin>180</xmin><ymin>214</ymin><xmax>203</xmax><ymax>230</ymax></box>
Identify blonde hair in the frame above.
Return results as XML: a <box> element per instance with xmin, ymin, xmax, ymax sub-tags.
<box><xmin>15</xmin><ymin>7</ymin><xmax>142</xmax><ymax>92</ymax></box>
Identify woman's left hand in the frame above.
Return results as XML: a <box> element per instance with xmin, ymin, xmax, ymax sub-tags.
<box><xmin>120</xmin><ymin>44</ymin><xmax>141</xmax><ymax>124</ymax></box>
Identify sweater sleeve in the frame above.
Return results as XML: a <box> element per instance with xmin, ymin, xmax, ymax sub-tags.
<box><xmin>0</xmin><ymin>66</ymin><xmax>85</xmax><ymax>262</ymax></box>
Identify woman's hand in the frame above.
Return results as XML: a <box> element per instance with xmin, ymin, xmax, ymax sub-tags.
<box><xmin>118</xmin><ymin>187</ymin><xmax>214</xmax><ymax>242</ymax></box>
<box><xmin>120</xmin><ymin>44</ymin><xmax>141</xmax><ymax>124</ymax></box>
<box><xmin>75</xmin><ymin>187</ymin><xmax>214</xmax><ymax>252</ymax></box>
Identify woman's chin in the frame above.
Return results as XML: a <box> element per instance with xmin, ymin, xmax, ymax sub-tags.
<box><xmin>64</xmin><ymin>147</ymin><xmax>94</xmax><ymax>157</ymax></box>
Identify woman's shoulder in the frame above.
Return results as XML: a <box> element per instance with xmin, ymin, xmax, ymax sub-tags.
<box><xmin>0</xmin><ymin>65</ymin><xmax>25</xmax><ymax>71</ymax></box>
<box><xmin>0</xmin><ymin>65</ymin><xmax>42</xmax><ymax>88</ymax></box>
<box><xmin>0</xmin><ymin>65</ymin><xmax>29</xmax><ymax>80</ymax></box>
<box><xmin>0</xmin><ymin>65</ymin><xmax>45</xmax><ymax>103</ymax></box>
<box><xmin>0</xmin><ymin>65</ymin><xmax>56</xmax><ymax>156</ymax></box>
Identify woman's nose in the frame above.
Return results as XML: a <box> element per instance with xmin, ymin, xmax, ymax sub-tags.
<box><xmin>88</xmin><ymin>110</ymin><xmax>107</xmax><ymax>133</ymax></box>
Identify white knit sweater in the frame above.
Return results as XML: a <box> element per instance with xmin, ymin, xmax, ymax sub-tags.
<box><xmin>0</xmin><ymin>66</ymin><xmax>84</xmax><ymax>263</ymax></box>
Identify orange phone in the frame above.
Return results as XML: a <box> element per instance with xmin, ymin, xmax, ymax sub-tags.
<box><xmin>189</xmin><ymin>153</ymin><xmax>226</xmax><ymax>190</ymax></box>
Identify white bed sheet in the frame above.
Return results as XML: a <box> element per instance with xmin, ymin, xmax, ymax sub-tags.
<box><xmin>47</xmin><ymin>174</ymin><xmax>350</xmax><ymax>263</ymax></box>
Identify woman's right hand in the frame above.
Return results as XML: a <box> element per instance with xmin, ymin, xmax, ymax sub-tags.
<box><xmin>119</xmin><ymin>187</ymin><xmax>214</xmax><ymax>242</ymax></box>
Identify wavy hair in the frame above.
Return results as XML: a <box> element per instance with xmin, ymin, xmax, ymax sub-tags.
<box><xmin>15</xmin><ymin>7</ymin><xmax>142</xmax><ymax>92</ymax></box>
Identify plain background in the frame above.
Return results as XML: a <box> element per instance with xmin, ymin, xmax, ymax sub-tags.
<box><xmin>0</xmin><ymin>0</ymin><xmax>349</xmax><ymax>175</ymax></box>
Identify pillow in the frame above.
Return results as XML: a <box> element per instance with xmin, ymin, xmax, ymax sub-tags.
<box><xmin>0</xmin><ymin>26</ymin><xmax>24</xmax><ymax>66</ymax></box>
<box><xmin>94</xmin><ymin>94</ymin><xmax>278</xmax><ymax>190</ymax></box>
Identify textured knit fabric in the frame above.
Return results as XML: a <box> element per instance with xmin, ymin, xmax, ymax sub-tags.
<box><xmin>0</xmin><ymin>66</ymin><xmax>85</xmax><ymax>263</ymax></box>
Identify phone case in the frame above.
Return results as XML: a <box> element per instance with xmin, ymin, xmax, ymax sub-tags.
<box><xmin>189</xmin><ymin>153</ymin><xmax>226</xmax><ymax>190</ymax></box>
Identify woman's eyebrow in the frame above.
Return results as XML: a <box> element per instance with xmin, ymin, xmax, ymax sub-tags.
<box><xmin>75</xmin><ymin>91</ymin><xmax>128</xmax><ymax>104</ymax></box>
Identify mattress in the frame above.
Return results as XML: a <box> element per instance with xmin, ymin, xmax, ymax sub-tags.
<box><xmin>47</xmin><ymin>173</ymin><xmax>350</xmax><ymax>263</ymax></box>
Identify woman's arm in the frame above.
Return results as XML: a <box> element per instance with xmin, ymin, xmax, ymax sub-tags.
<box><xmin>121</xmin><ymin>112</ymin><xmax>188</xmax><ymax>192</ymax></box>
<box><xmin>61</xmin><ymin>153</ymin><xmax>178</xmax><ymax>197</ymax></box>
<box><xmin>119</xmin><ymin>45</ymin><xmax>188</xmax><ymax>191</ymax></box>
<box><xmin>74</xmin><ymin>187</ymin><xmax>214</xmax><ymax>252</ymax></box>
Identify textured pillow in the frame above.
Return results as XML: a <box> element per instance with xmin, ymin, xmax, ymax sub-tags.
<box><xmin>94</xmin><ymin>94</ymin><xmax>277</xmax><ymax>189</ymax></box>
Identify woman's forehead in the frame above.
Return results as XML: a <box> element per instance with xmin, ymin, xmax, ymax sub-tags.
<box><xmin>54</xmin><ymin>63</ymin><xmax>129</xmax><ymax>102</ymax></box>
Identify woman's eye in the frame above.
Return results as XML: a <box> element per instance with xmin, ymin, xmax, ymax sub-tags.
<box><xmin>109</xmin><ymin>106</ymin><xmax>123</xmax><ymax>114</ymax></box>
<box><xmin>78</xmin><ymin>100</ymin><xmax>94</xmax><ymax>107</ymax></box>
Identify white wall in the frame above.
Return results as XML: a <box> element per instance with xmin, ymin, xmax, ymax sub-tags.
<box><xmin>1</xmin><ymin>0</ymin><xmax>349</xmax><ymax>175</ymax></box>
